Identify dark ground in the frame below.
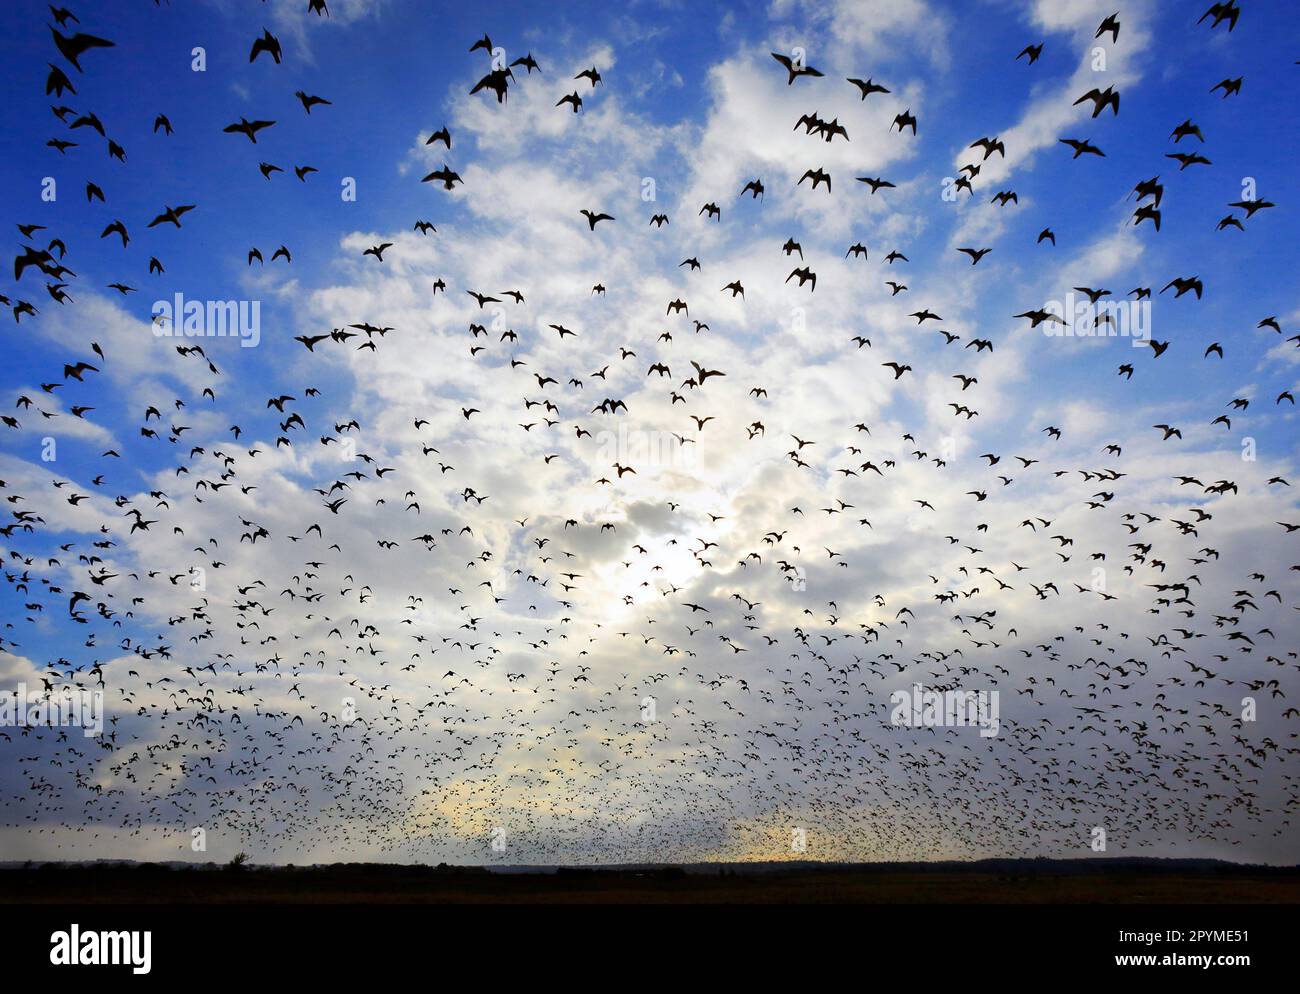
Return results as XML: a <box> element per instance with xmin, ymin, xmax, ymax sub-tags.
<box><xmin>3</xmin><ymin>859</ymin><xmax>1298</xmax><ymax>903</ymax></box>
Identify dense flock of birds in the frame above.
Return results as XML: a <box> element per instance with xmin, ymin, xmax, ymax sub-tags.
<box><xmin>1</xmin><ymin>2</ymin><xmax>1298</xmax><ymax>865</ymax></box>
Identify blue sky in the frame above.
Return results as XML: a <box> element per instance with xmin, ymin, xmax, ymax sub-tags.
<box><xmin>2</xmin><ymin>0</ymin><xmax>1296</xmax><ymax>465</ymax></box>
<box><xmin>0</xmin><ymin>0</ymin><xmax>1298</xmax><ymax>865</ymax></box>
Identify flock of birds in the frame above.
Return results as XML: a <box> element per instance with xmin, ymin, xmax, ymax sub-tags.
<box><xmin>1</xmin><ymin>1</ymin><xmax>1298</xmax><ymax>866</ymax></box>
